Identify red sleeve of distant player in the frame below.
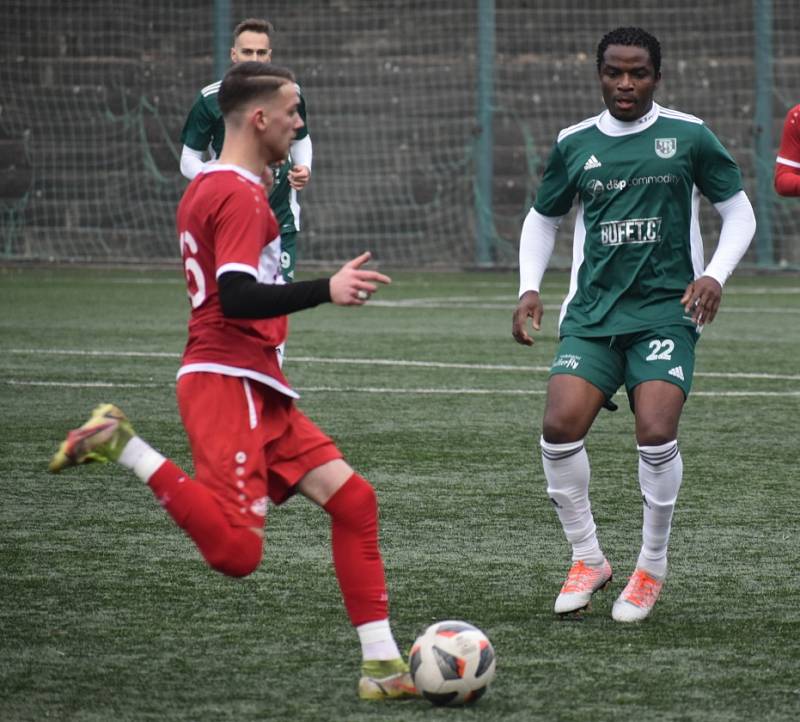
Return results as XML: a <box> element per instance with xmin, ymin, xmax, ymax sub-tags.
<box><xmin>775</xmin><ymin>105</ymin><xmax>800</xmax><ymax>197</ymax></box>
<box><xmin>777</xmin><ymin>105</ymin><xmax>800</xmax><ymax>165</ymax></box>
<box><xmin>213</xmin><ymin>177</ymin><xmax>278</xmax><ymax>275</ymax></box>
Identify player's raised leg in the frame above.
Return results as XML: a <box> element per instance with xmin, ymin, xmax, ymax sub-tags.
<box><xmin>298</xmin><ymin>459</ymin><xmax>418</xmax><ymax>700</ymax></box>
<box><xmin>49</xmin><ymin>402</ymin><xmax>263</xmax><ymax>578</ymax></box>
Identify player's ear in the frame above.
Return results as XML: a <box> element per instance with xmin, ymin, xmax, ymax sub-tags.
<box><xmin>230</xmin><ymin>47</ymin><xmax>237</xmax><ymax>63</ymax></box>
<box><xmin>252</xmin><ymin>107</ymin><xmax>268</xmax><ymax>130</ymax></box>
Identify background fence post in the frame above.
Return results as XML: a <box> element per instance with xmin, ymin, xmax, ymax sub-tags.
<box><xmin>754</xmin><ymin>0</ymin><xmax>774</xmax><ymax>267</ymax></box>
<box><xmin>213</xmin><ymin>0</ymin><xmax>232</xmax><ymax>80</ymax></box>
<box><xmin>476</xmin><ymin>0</ymin><xmax>495</xmax><ymax>266</ymax></box>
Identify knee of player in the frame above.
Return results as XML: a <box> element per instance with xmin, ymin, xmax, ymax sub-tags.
<box><xmin>541</xmin><ymin>417</ymin><xmax>585</xmax><ymax>444</ymax></box>
<box><xmin>324</xmin><ymin>472</ymin><xmax>379</xmax><ymax>527</ymax></box>
<box><xmin>349</xmin><ymin>475</ymin><xmax>378</xmax><ymax>508</ymax></box>
<box><xmin>636</xmin><ymin>427</ymin><xmax>678</xmax><ymax>447</ymax></box>
<box><xmin>203</xmin><ymin>528</ymin><xmax>263</xmax><ymax>578</ymax></box>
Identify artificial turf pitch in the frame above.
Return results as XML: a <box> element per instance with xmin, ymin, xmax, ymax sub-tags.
<box><xmin>1</xmin><ymin>266</ymin><xmax>798</xmax><ymax>721</ymax></box>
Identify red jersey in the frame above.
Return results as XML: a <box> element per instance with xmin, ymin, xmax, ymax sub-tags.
<box><xmin>175</xmin><ymin>164</ymin><xmax>297</xmax><ymax>398</ymax></box>
<box><xmin>776</xmin><ymin>104</ymin><xmax>800</xmax><ymax>169</ymax></box>
<box><xmin>775</xmin><ymin>104</ymin><xmax>800</xmax><ymax>197</ymax></box>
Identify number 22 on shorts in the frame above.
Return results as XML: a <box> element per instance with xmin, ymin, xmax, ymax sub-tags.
<box><xmin>645</xmin><ymin>339</ymin><xmax>674</xmax><ymax>361</ymax></box>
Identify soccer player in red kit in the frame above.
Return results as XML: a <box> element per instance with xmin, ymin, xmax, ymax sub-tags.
<box><xmin>49</xmin><ymin>61</ymin><xmax>417</xmax><ymax>701</ymax></box>
<box><xmin>775</xmin><ymin>104</ymin><xmax>800</xmax><ymax>197</ymax></box>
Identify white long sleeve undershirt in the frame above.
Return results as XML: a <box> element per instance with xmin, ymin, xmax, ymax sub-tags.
<box><xmin>290</xmin><ymin>134</ymin><xmax>313</xmax><ymax>169</ymax></box>
<box><xmin>704</xmin><ymin>190</ymin><xmax>756</xmax><ymax>287</ymax></box>
<box><xmin>518</xmin><ymin>208</ymin><xmax>562</xmax><ymax>297</ymax></box>
<box><xmin>518</xmin><ymin>189</ymin><xmax>756</xmax><ymax>297</ymax></box>
<box><xmin>180</xmin><ymin>135</ymin><xmax>313</xmax><ymax>182</ymax></box>
<box><xmin>180</xmin><ymin>145</ymin><xmax>206</xmax><ymax>181</ymax></box>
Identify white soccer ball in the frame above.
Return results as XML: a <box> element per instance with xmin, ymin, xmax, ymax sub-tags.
<box><xmin>409</xmin><ymin>620</ymin><xmax>496</xmax><ymax>706</ymax></box>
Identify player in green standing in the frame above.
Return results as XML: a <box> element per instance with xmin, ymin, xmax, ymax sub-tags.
<box><xmin>512</xmin><ymin>27</ymin><xmax>756</xmax><ymax>622</ymax></box>
<box><xmin>180</xmin><ymin>18</ymin><xmax>311</xmax><ymax>283</ymax></box>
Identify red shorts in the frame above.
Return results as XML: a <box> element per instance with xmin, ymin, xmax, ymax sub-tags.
<box><xmin>176</xmin><ymin>373</ymin><xmax>342</xmax><ymax>528</ymax></box>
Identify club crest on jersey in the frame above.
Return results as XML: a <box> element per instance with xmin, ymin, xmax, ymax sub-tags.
<box><xmin>655</xmin><ymin>138</ymin><xmax>677</xmax><ymax>158</ymax></box>
<box><xmin>585</xmin><ymin>179</ymin><xmax>605</xmax><ymax>200</ymax></box>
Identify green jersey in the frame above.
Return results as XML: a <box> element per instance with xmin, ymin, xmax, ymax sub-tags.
<box><xmin>534</xmin><ymin>102</ymin><xmax>742</xmax><ymax>337</ymax></box>
<box><xmin>179</xmin><ymin>80</ymin><xmax>309</xmax><ymax>234</ymax></box>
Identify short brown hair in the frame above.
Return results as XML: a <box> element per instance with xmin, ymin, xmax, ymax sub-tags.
<box><xmin>218</xmin><ymin>62</ymin><xmax>295</xmax><ymax>117</ymax></box>
<box><xmin>233</xmin><ymin>18</ymin><xmax>273</xmax><ymax>43</ymax></box>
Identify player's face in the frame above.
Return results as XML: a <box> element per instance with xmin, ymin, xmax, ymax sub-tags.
<box><xmin>231</xmin><ymin>31</ymin><xmax>272</xmax><ymax>63</ymax></box>
<box><xmin>259</xmin><ymin>83</ymin><xmax>304</xmax><ymax>164</ymax></box>
<box><xmin>599</xmin><ymin>44</ymin><xmax>660</xmax><ymax>121</ymax></box>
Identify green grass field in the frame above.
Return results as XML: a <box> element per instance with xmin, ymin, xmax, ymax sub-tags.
<box><xmin>1</xmin><ymin>266</ymin><xmax>798</xmax><ymax>721</ymax></box>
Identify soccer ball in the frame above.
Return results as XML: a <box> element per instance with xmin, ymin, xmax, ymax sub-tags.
<box><xmin>409</xmin><ymin>620</ymin><xmax>496</xmax><ymax>706</ymax></box>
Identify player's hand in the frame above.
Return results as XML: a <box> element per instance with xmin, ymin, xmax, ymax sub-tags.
<box><xmin>288</xmin><ymin>165</ymin><xmax>311</xmax><ymax>190</ymax></box>
<box><xmin>329</xmin><ymin>251</ymin><xmax>391</xmax><ymax>306</ymax></box>
<box><xmin>512</xmin><ymin>290</ymin><xmax>544</xmax><ymax>346</ymax></box>
<box><xmin>681</xmin><ymin>276</ymin><xmax>722</xmax><ymax>324</ymax></box>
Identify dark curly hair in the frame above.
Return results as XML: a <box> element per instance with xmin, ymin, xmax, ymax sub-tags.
<box><xmin>596</xmin><ymin>27</ymin><xmax>661</xmax><ymax>76</ymax></box>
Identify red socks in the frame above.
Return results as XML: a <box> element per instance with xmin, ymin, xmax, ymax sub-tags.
<box><xmin>324</xmin><ymin>473</ymin><xmax>389</xmax><ymax>626</ymax></box>
<box><xmin>147</xmin><ymin>460</ymin><xmax>262</xmax><ymax>578</ymax></box>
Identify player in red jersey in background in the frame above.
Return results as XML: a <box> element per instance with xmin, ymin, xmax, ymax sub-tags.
<box><xmin>50</xmin><ymin>61</ymin><xmax>417</xmax><ymax>702</ymax></box>
<box><xmin>775</xmin><ymin>104</ymin><xmax>800</xmax><ymax>197</ymax></box>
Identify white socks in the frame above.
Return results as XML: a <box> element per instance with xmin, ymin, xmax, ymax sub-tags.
<box><xmin>540</xmin><ymin>437</ymin><xmax>604</xmax><ymax>566</ymax></box>
<box><xmin>356</xmin><ymin>619</ymin><xmax>401</xmax><ymax>661</ymax></box>
<box><xmin>117</xmin><ymin>436</ymin><xmax>166</xmax><ymax>483</ymax></box>
<box><xmin>541</xmin><ymin>437</ymin><xmax>683</xmax><ymax>578</ymax></box>
<box><xmin>637</xmin><ymin>441</ymin><xmax>683</xmax><ymax>579</ymax></box>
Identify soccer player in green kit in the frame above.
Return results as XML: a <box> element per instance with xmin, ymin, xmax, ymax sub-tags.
<box><xmin>512</xmin><ymin>27</ymin><xmax>756</xmax><ymax>622</ymax></box>
<box><xmin>180</xmin><ymin>18</ymin><xmax>311</xmax><ymax>282</ymax></box>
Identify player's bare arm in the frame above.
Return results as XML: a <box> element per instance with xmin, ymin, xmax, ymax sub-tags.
<box><xmin>681</xmin><ymin>276</ymin><xmax>722</xmax><ymax>324</ymax></box>
<box><xmin>330</xmin><ymin>251</ymin><xmax>391</xmax><ymax>305</ymax></box>
<box><xmin>512</xmin><ymin>290</ymin><xmax>543</xmax><ymax>346</ymax></box>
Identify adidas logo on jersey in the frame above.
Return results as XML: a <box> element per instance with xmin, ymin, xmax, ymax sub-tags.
<box><xmin>583</xmin><ymin>155</ymin><xmax>602</xmax><ymax>170</ymax></box>
<box><xmin>668</xmin><ymin>366</ymin><xmax>685</xmax><ymax>381</ymax></box>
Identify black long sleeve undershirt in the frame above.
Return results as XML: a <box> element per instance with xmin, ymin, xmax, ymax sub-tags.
<box><xmin>218</xmin><ymin>271</ymin><xmax>331</xmax><ymax>319</ymax></box>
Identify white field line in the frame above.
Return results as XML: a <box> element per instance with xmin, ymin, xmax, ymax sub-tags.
<box><xmin>7</xmin><ymin>348</ymin><xmax>800</xmax><ymax>382</ymax></box>
<box><xmin>7</xmin><ymin>380</ymin><xmax>162</xmax><ymax>388</ymax></box>
<box><xmin>103</xmin><ymin>277</ymin><xmax>800</xmax><ymax>295</ymax></box>
<box><xmin>366</xmin><ymin>300</ymin><xmax>800</xmax><ymax>313</ymax></box>
<box><xmin>423</xmin><ymin>288</ymin><xmax>800</xmax><ymax>298</ymax></box>
<box><xmin>5</xmin><ymin>379</ymin><xmax>800</xmax><ymax>398</ymax></box>
<box><xmin>91</xmin><ymin>279</ymin><xmax>800</xmax><ymax>310</ymax></box>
